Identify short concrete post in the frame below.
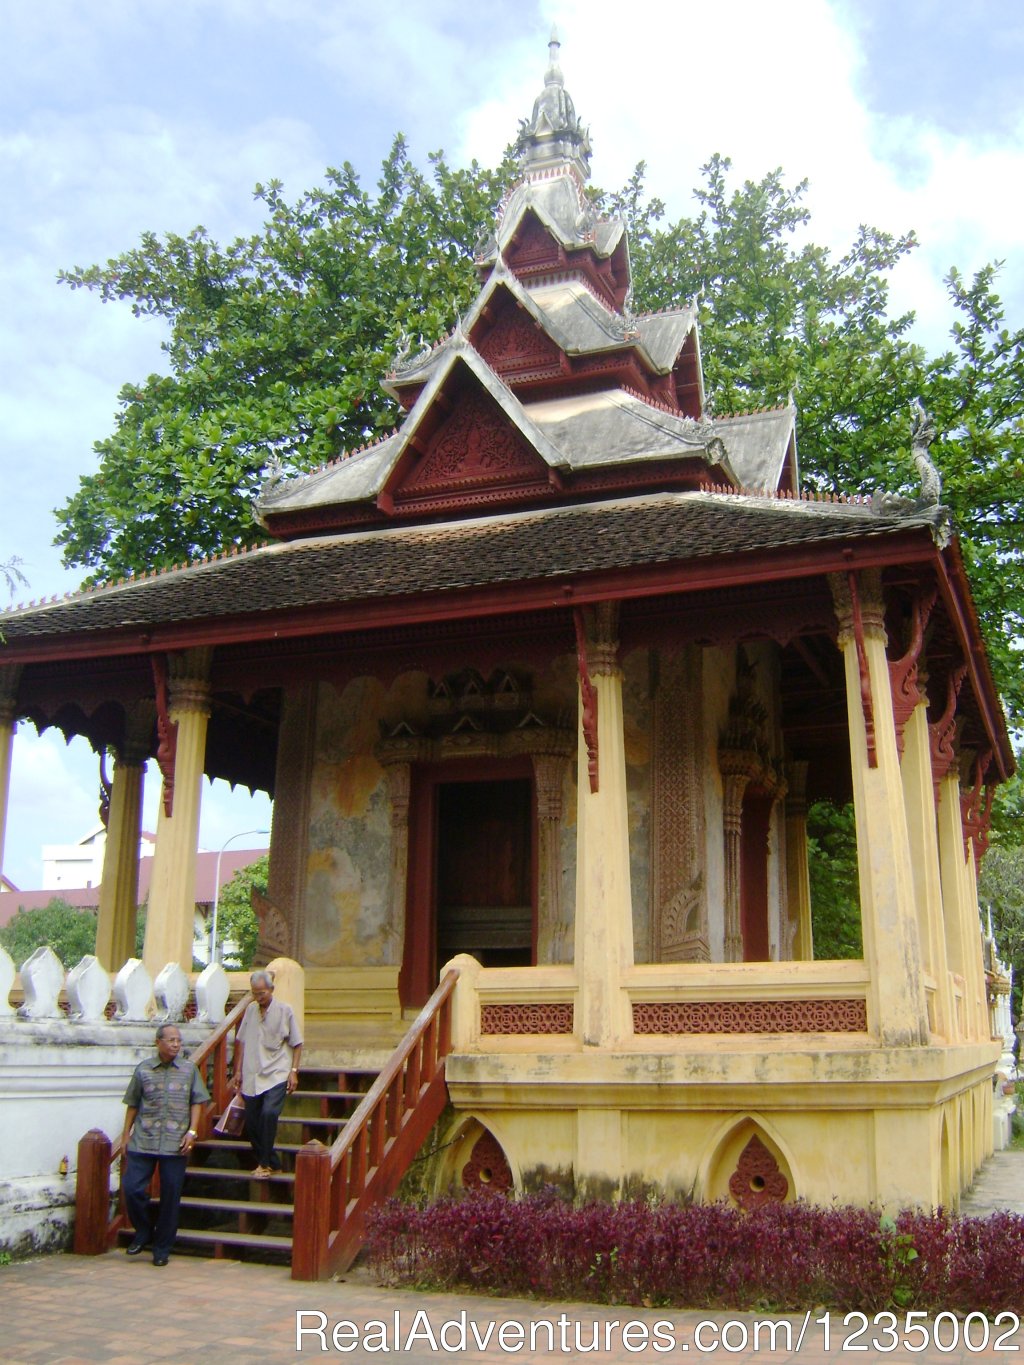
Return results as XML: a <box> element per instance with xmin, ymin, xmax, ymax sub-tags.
<box><xmin>0</xmin><ymin>944</ymin><xmax>15</xmax><ymax>1017</ymax></box>
<box><xmin>113</xmin><ymin>958</ymin><xmax>153</xmax><ymax>1022</ymax></box>
<box><xmin>66</xmin><ymin>955</ymin><xmax>112</xmax><ymax>1022</ymax></box>
<box><xmin>18</xmin><ymin>945</ymin><xmax>65</xmax><ymax>1019</ymax></box>
<box><xmin>154</xmin><ymin>962</ymin><xmax>190</xmax><ymax>1022</ymax></box>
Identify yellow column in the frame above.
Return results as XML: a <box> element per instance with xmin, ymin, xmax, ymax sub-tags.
<box><xmin>95</xmin><ymin>758</ymin><xmax>145</xmax><ymax>970</ymax></box>
<box><xmin>785</xmin><ymin>760</ymin><xmax>814</xmax><ymax>961</ymax></box>
<box><xmin>963</xmin><ymin>840</ymin><xmax>990</xmax><ymax>1040</ymax></box>
<box><xmin>143</xmin><ymin>648</ymin><xmax>212</xmax><ymax>975</ymax></box>
<box><xmin>900</xmin><ymin>700</ymin><xmax>952</xmax><ymax>1039</ymax></box>
<box><xmin>830</xmin><ymin>572</ymin><xmax>928</xmax><ymax>1047</ymax></box>
<box><xmin>0</xmin><ymin>665</ymin><xmax>22</xmax><ymax>882</ymax></box>
<box><xmin>936</xmin><ymin>773</ymin><xmax>975</xmax><ymax>1041</ymax></box>
<box><xmin>574</xmin><ymin>604</ymin><xmax>634</xmax><ymax>1047</ymax></box>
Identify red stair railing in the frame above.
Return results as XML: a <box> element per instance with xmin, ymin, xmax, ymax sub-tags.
<box><xmin>73</xmin><ymin>992</ymin><xmax>252</xmax><ymax>1255</ymax></box>
<box><xmin>291</xmin><ymin>967</ymin><xmax>459</xmax><ymax>1281</ymax></box>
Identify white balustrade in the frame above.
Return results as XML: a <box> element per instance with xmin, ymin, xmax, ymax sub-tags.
<box><xmin>113</xmin><ymin>958</ymin><xmax>153</xmax><ymax>1022</ymax></box>
<box><xmin>17</xmin><ymin>946</ymin><xmax>65</xmax><ymax>1019</ymax></box>
<box><xmin>194</xmin><ymin>961</ymin><xmax>230</xmax><ymax>1025</ymax></box>
<box><xmin>154</xmin><ymin>962</ymin><xmax>190</xmax><ymax>1022</ymax></box>
<box><xmin>66</xmin><ymin>955</ymin><xmax>113</xmax><ymax>1022</ymax></box>
<box><xmin>0</xmin><ymin>945</ymin><xmax>14</xmax><ymax>1017</ymax></box>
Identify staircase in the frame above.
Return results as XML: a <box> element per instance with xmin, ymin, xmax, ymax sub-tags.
<box><xmin>136</xmin><ymin>1064</ymin><xmax>380</xmax><ymax>1263</ymax></box>
<box><xmin>74</xmin><ymin>968</ymin><xmax>459</xmax><ymax>1278</ymax></box>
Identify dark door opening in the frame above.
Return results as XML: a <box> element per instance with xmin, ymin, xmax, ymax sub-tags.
<box><xmin>435</xmin><ymin>778</ymin><xmax>534</xmax><ymax>975</ymax></box>
<box><xmin>740</xmin><ymin>791</ymin><xmax>773</xmax><ymax>962</ymax></box>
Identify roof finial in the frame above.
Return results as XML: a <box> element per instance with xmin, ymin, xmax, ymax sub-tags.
<box><xmin>546</xmin><ymin>26</ymin><xmax>562</xmax><ymax>84</ymax></box>
<box><xmin>514</xmin><ymin>30</ymin><xmax>591</xmax><ymax>180</ymax></box>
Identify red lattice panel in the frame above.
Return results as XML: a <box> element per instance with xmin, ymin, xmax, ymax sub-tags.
<box><xmin>729</xmin><ymin>1134</ymin><xmax>789</xmax><ymax>1210</ymax></box>
<box><xmin>462</xmin><ymin>1130</ymin><xmax>513</xmax><ymax>1193</ymax></box>
<box><xmin>632</xmin><ymin>998</ymin><xmax>867</xmax><ymax>1034</ymax></box>
<box><xmin>480</xmin><ymin>1002</ymin><xmax>574</xmax><ymax>1034</ymax></box>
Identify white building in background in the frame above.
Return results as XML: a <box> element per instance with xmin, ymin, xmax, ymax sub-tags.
<box><xmin>41</xmin><ymin>826</ymin><xmax>156</xmax><ymax>892</ymax></box>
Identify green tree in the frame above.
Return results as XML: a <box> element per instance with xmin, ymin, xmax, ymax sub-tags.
<box><xmin>1</xmin><ymin>555</ymin><xmax>27</xmax><ymax>602</ymax></box>
<box><xmin>979</xmin><ymin>844</ymin><xmax>1024</xmax><ymax>1021</ymax></box>
<box><xmin>0</xmin><ymin>899</ymin><xmax>97</xmax><ymax>969</ymax></box>
<box><xmin>56</xmin><ymin>139</ymin><xmax>514</xmax><ymax>581</ymax></box>
<box><xmin>807</xmin><ymin>801</ymin><xmax>863</xmax><ymax>960</ymax></box>
<box><xmin>212</xmin><ymin>854</ymin><xmax>268</xmax><ymax>970</ymax></box>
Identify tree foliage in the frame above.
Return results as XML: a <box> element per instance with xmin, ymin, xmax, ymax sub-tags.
<box><xmin>0</xmin><ymin>899</ymin><xmax>98</xmax><ymax>969</ymax></box>
<box><xmin>211</xmin><ymin>854</ymin><xmax>268</xmax><ymax>970</ymax></box>
<box><xmin>979</xmin><ymin>844</ymin><xmax>1024</xmax><ymax>1021</ymax></box>
<box><xmin>807</xmin><ymin>801</ymin><xmax>863</xmax><ymax>960</ymax></box>
<box><xmin>56</xmin><ymin>140</ymin><xmax>514</xmax><ymax>581</ymax></box>
<box><xmin>1</xmin><ymin>554</ymin><xmax>27</xmax><ymax>603</ymax></box>
<box><xmin>0</xmin><ymin>899</ymin><xmax>147</xmax><ymax>969</ymax></box>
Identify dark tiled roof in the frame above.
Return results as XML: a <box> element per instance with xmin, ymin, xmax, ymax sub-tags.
<box><xmin>0</xmin><ymin>492</ymin><xmax>935</xmax><ymax>642</ymax></box>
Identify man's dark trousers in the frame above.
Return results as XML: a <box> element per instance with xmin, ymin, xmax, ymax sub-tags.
<box><xmin>123</xmin><ymin>1152</ymin><xmax>188</xmax><ymax>1256</ymax></box>
<box><xmin>244</xmin><ymin>1080</ymin><xmax>288</xmax><ymax>1168</ymax></box>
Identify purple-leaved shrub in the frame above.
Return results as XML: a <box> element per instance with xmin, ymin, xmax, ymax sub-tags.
<box><xmin>364</xmin><ymin>1192</ymin><xmax>1024</xmax><ymax>1314</ymax></box>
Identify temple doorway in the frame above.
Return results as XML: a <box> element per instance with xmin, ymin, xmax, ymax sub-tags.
<box><xmin>436</xmin><ymin>778</ymin><xmax>534</xmax><ymax>971</ymax></box>
<box><xmin>400</xmin><ymin>759</ymin><xmax>537</xmax><ymax>1007</ymax></box>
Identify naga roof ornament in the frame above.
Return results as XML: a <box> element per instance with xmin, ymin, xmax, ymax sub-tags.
<box><xmin>514</xmin><ymin>29</ymin><xmax>592</xmax><ymax>181</ymax></box>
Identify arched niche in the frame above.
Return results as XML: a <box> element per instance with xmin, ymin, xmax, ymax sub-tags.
<box><xmin>433</xmin><ymin>1113</ymin><xmax>520</xmax><ymax>1198</ymax></box>
<box><xmin>698</xmin><ymin>1114</ymin><xmax>796</xmax><ymax>1209</ymax></box>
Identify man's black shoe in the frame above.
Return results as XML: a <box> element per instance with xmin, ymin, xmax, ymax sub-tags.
<box><xmin>125</xmin><ymin>1240</ymin><xmax>150</xmax><ymax>1256</ymax></box>
<box><xmin>152</xmin><ymin>1253</ymin><xmax>170</xmax><ymax>1267</ymax></box>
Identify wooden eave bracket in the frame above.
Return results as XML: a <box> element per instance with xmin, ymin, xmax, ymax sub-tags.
<box><xmin>928</xmin><ymin>661</ymin><xmax>967</xmax><ymax>800</ymax></box>
<box><xmin>847</xmin><ymin>570</ymin><xmax>877</xmax><ymax>768</ymax></box>
<box><xmin>150</xmin><ymin>653</ymin><xmax>178</xmax><ymax>818</ymax></box>
<box><xmin>960</xmin><ymin>749</ymin><xmax>994</xmax><ymax>863</ymax></box>
<box><xmin>573</xmin><ymin>607</ymin><xmax>599</xmax><ymax>794</ymax></box>
<box><xmin>888</xmin><ymin>588</ymin><xmax>936</xmax><ymax>758</ymax></box>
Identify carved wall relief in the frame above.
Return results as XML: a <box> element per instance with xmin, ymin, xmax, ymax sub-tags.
<box><xmin>265</xmin><ymin>680</ymin><xmax>318</xmax><ymax>963</ymax></box>
<box><xmin>651</xmin><ymin>647</ymin><xmax>708</xmax><ymax>963</ymax></box>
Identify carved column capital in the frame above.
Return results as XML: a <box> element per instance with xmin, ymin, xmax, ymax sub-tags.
<box><xmin>785</xmin><ymin>760</ymin><xmax>809</xmax><ymax>817</ymax></box>
<box><xmin>119</xmin><ymin>699</ymin><xmax>155</xmax><ymax>767</ymax></box>
<box><xmin>722</xmin><ymin>769</ymin><xmax>751</xmax><ymax>836</ymax></box>
<box><xmin>588</xmin><ymin>600</ymin><xmax>621</xmax><ymax>676</ymax></box>
<box><xmin>167</xmin><ymin>647</ymin><xmax>213</xmax><ymax>717</ymax></box>
<box><xmin>383</xmin><ymin>761</ymin><xmax>411</xmax><ymax>827</ymax></box>
<box><xmin>532</xmin><ymin>752</ymin><xmax>566</xmax><ymax>823</ymax></box>
<box><xmin>0</xmin><ymin>664</ymin><xmax>23</xmax><ymax>726</ymax></box>
<box><xmin>829</xmin><ymin>568</ymin><xmax>886</xmax><ymax>646</ymax></box>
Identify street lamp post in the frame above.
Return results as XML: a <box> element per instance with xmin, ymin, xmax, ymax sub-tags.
<box><xmin>210</xmin><ymin>828</ymin><xmax>270</xmax><ymax>965</ymax></box>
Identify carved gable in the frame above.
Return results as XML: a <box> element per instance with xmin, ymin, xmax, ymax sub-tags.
<box><xmin>394</xmin><ymin>387</ymin><xmax>550</xmax><ymax>506</ymax></box>
<box><xmin>507</xmin><ymin>211</ymin><xmax>563</xmax><ymax>273</ymax></box>
<box><xmin>476</xmin><ymin>297</ymin><xmax>562</xmax><ymax>380</ymax></box>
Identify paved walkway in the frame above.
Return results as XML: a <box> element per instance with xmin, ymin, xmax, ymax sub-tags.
<box><xmin>4</xmin><ymin>1153</ymin><xmax>1022</xmax><ymax>1365</ymax></box>
<box><xmin>960</xmin><ymin>1148</ymin><xmax>1024</xmax><ymax>1217</ymax></box>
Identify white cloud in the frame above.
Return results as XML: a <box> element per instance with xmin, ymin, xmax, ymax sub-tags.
<box><xmin>458</xmin><ymin>0</ymin><xmax>1024</xmax><ymax>351</ymax></box>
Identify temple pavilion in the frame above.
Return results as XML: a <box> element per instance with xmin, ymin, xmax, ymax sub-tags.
<box><xmin>0</xmin><ymin>40</ymin><xmax>1011</xmax><ymax>1211</ymax></box>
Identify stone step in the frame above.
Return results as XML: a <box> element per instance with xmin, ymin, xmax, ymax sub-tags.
<box><xmin>177</xmin><ymin>1195</ymin><xmax>294</xmax><ymax>1217</ymax></box>
<box><xmin>174</xmin><ymin>1227</ymin><xmax>293</xmax><ymax>1252</ymax></box>
<box><xmin>186</xmin><ymin>1166</ymin><xmax>295</xmax><ymax>1185</ymax></box>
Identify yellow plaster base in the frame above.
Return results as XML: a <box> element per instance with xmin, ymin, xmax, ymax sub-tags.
<box><xmin>445</xmin><ymin>1041</ymin><xmax>999</xmax><ymax>1212</ymax></box>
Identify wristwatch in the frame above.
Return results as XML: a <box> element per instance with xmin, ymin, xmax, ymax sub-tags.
<box><xmin>186</xmin><ymin>1129</ymin><xmax>197</xmax><ymax>1138</ymax></box>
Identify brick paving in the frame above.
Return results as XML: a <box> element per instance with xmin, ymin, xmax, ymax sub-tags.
<box><xmin>3</xmin><ymin>1152</ymin><xmax>1023</xmax><ymax>1365</ymax></box>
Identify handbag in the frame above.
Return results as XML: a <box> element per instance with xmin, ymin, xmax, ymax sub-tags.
<box><xmin>213</xmin><ymin>1092</ymin><xmax>247</xmax><ymax>1138</ymax></box>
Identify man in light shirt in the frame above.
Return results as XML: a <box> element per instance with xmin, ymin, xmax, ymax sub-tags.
<box><xmin>230</xmin><ymin>969</ymin><xmax>303</xmax><ymax>1177</ymax></box>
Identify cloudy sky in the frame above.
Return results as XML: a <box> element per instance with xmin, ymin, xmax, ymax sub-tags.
<box><xmin>2</xmin><ymin>0</ymin><xmax>1023</xmax><ymax>887</ymax></box>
